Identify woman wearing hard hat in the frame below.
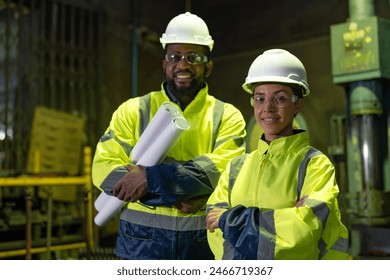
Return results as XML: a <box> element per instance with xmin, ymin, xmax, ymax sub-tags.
<box><xmin>206</xmin><ymin>49</ymin><xmax>349</xmax><ymax>260</ymax></box>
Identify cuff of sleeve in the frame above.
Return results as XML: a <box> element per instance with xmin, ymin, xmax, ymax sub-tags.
<box><xmin>218</xmin><ymin>209</ymin><xmax>230</xmax><ymax>232</ymax></box>
<box><xmin>145</xmin><ymin>166</ymin><xmax>155</xmax><ymax>193</ymax></box>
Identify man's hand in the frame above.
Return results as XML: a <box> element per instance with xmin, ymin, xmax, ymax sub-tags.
<box><xmin>206</xmin><ymin>208</ymin><xmax>227</xmax><ymax>232</ymax></box>
<box><xmin>112</xmin><ymin>164</ymin><xmax>147</xmax><ymax>202</ymax></box>
<box><xmin>175</xmin><ymin>197</ymin><xmax>208</xmax><ymax>214</ymax></box>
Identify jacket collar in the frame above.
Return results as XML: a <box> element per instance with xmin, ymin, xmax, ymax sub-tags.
<box><xmin>257</xmin><ymin>130</ymin><xmax>309</xmax><ymax>155</ymax></box>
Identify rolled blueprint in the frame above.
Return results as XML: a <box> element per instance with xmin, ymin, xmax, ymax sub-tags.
<box><xmin>135</xmin><ymin>116</ymin><xmax>190</xmax><ymax>166</ymax></box>
<box><xmin>131</xmin><ymin>102</ymin><xmax>180</xmax><ymax>163</ymax></box>
<box><xmin>94</xmin><ymin>193</ymin><xmax>129</xmax><ymax>227</ymax></box>
<box><xmin>94</xmin><ymin>190</ymin><xmax>109</xmax><ymax>212</ymax></box>
<box><xmin>94</xmin><ymin>103</ymin><xmax>189</xmax><ymax>226</ymax></box>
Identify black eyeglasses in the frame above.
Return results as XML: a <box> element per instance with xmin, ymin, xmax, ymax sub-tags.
<box><xmin>165</xmin><ymin>52</ymin><xmax>208</xmax><ymax>65</ymax></box>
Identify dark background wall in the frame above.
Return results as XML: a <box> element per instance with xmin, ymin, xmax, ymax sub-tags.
<box><xmin>98</xmin><ymin>0</ymin><xmax>390</xmax><ymax>154</ymax></box>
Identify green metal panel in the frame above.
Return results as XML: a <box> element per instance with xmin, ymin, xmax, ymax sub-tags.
<box><xmin>331</xmin><ymin>16</ymin><xmax>390</xmax><ymax>83</ymax></box>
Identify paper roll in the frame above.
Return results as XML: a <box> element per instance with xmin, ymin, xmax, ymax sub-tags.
<box><xmin>131</xmin><ymin>102</ymin><xmax>179</xmax><ymax>163</ymax></box>
<box><xmin>94</xmin><ymin>191</ymin><xmax>109</xmax><ymax>212</ymax></box>
<box><xmin>136</xmin><ymin>116</ymin><xmax>189</xmax><ymax>166</ymax></box>
<box><xmin>94</xmin><ymin>192</ymin><xmax>126</xmax><ymax>226</ymax></box>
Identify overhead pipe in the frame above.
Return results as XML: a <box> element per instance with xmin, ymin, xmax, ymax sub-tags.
<box><xmin>348</xmin><ymin>0</ymin><xmax>374</xmax><ymax>20</ymax></box>
<box><xmin>131</xmin><ymin>0</ymin><xmax>138</xmax><ymax>97</ymax></box>
<box><xmin>185</xmin><ymin>0</ymin><xmax>191</xmax><ymax>12</ymax></box>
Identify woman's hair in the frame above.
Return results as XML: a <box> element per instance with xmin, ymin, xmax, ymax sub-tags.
<box><xmin>290</xmin><ymin>84</ymin><xmax>304</xmax><ymax>99</ymax></box>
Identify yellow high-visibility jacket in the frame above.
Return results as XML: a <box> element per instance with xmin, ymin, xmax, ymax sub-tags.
<box><xmin>92</xmin><ymin>82</ymin><xmax>246</xmax><ymax>259</ymax></box>
<box><xmin>207</xmin><ymin>130</ymin><xmax>349</xmax><ymax>260</ymax></box>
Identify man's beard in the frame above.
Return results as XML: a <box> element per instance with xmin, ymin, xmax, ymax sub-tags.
<box><xmin>166</xmin><ymin>77</ymin><xmax>203</xmax><ymax>101</ymax></box>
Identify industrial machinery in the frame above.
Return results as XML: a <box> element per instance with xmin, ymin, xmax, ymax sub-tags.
<box><xmin>330</xmin><ymin>0</ymin><xmax>390</xmax><ymax>259</ymax></box>
<box><xmin>0</xmin><ymin>107</ymin><xmax>94</xmax><ymax>260</ymax></box>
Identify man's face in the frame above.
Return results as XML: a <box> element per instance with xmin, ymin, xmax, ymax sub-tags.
<box><xmin>162</xmin><ymin>44</ymin><xmax>213</xmax><ymax>102</ymax></box>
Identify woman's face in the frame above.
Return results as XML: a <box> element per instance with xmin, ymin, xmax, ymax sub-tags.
<box><xmin>252</xmin><ymin>83</ymin><xmax>303</xmax><ymax>142</ymax></box>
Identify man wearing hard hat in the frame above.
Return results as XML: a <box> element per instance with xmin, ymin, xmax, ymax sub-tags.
<box><xmin>92</xmin><ymin>12</ymin><xmax>246</xmax><ymax>259</ymax></box>
<box><xmin>206</xmin><ymin>49</ymin><xmax>349</xmax><ymax>260</ymax></box>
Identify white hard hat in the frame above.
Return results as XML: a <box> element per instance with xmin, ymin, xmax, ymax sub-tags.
<box><xmin>160</xmin><ymin>12</ymin><xmax>214</xmax><ymax>51</ymax></box>
<box><xmin>242</xmin><ymin>49</ymin><xmax>310</xmax><ymax>96</ymax></box>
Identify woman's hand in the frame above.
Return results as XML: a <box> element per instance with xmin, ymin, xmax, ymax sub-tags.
<box><xmin>206</xmin><ymin>208</ymin><xmax>227</xmax><ymax>232</ymax></box>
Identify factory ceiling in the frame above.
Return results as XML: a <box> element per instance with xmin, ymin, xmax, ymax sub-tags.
<box><xmin>120</xmin><ymin>0</ymin><xmax>390</xmax><ymax>57</ymax></box>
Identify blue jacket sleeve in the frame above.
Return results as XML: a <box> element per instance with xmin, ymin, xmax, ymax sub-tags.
<box><xmin>219</xmin><ymin>205</ymin><xmax>260</xmax><ymax>259</ymax></box>
<box><xmin>140</xmin><ymin>160</ymin><xmax>213</xmax><ymax>206</ymax></box>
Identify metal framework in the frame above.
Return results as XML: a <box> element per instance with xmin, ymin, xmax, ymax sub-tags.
<box><xmin>0</xmin><ymin>0</ymin><xmax>102</xmax><ymax>175</ymax></box>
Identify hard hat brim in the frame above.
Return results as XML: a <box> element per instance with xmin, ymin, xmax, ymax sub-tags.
<box><xmin>242</xmin><ymin>76</ymin><xmax>310</xmax><ymax>96</ymax></box>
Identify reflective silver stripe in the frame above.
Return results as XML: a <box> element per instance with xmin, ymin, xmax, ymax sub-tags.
<box><xmin>306</xmin><ymin>200</ymin><xmax>330</xmax><ymax>224</ymax></box>
<box><xmin>206</xmin><ymin>202</ymin><xmax>229</xmax><ymax>213</ymax></box>
<box><xmin>100</xmin><ymin>129</ymin><xmax>113</xmax><ymax>142</ymax></box>
<box><xmin>318</xmin><ymin>237</ymin><xmax>327</xmax><ymax>259</ymax></box>
<box><xmin>296</xmin><ymin>147</ymin><xmax>322</xmax><ymax>200</ymax></box>
<box><xmin>228</xmin><ymin>154</ymin><xmax>247</xmax><ymax>204</ymax></box>
<box><xmin>257</xmin><ymin>210</ymin><xmax>276</xmax><ymax>260</ymax></box>
<box><xmin>331</xmin><ymin>237</ymin><xmax>349</xmax><ymax>253</ymax></box>
<box><xmin>216</xmin><ymin>136</ymin><xmax>246</xmax><ymax>151</ymax></box>
<box><xmin>212</xmin><ymin>101</ymin><xmax>245</xmax><ymax>149</ymax></box>
<box><xmin>100</xmin><ymin>129</ymin><xmax>133</xmax><ymax>157</ymax></box>
<box><xmin>212</xmin><ymin>100</ymin><xmax>224</xmax><ymax>149</ymax></box>
<box><xmin>231</xmin><ymin>135</ymin><xmax>246</xmax><ymax>149</ymax></box>
<box><xmin>192</xmin><ymin>155</ymin><xmax>220</xmax><ymax>188</ymax></box>
<box><xmin>138</xmin><ymin>93</ymin><xmax>151</xmax><ymax>137</ymax></box>
<box><xmin>120</xmin><ymin>208</ymin><xmax>206</xmax><ymax>231</ymax></box>
<box><xmin>222</xmin><ymin>240</ymin><xmax>236</xmax><ymax>260</ymax></box>
<box><xmin>305</xmin><ymin>199</ymin><xmax>330</xmax><ymax>257</ymax></box>
<box><xmin>100</xmin><ymin>166</ymin><xmax>129</xmax><ymax>193</ymax></box>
